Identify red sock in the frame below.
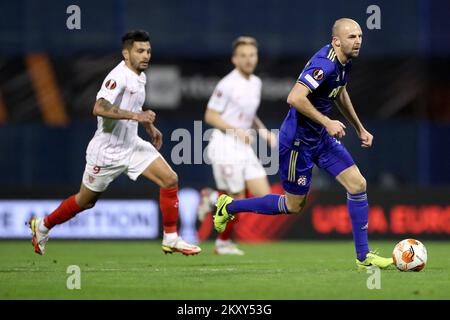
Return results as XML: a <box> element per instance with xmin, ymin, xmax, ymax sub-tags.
<box><xmin>44</xmin><ymin>195</ymin><xmax>83</xmax><ymax>229</ymax></box>
<box><xmin>218</xmin><ymin>213</ymin><xmax>239</xmax><ymax>240</ymax></box>
<box><xmin>160</xmin><ymin>187</ymin><xmax>179</xmax><ymax>233</ymax></box>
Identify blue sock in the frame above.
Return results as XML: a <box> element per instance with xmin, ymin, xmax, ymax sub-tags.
<box><xmin>347</xmin><ymin>192</ymin><xmax>370</xmax><ymax>262</ymax></box>
<box><xmin>226</xmin><ymin>194</ymin><xmax>288</xmax><ymax>215</ymax></box>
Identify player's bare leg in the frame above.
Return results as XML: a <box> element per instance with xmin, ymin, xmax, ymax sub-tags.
<box><xmin>335</xmin><ymin>165</ymin><xmax>366</xmax><ymax>195</ymax></box>
<box><xmin>75</xmin><ymin>183</ymin><xmax>103</xmax><ymax>209</ymax></box>
<box><xmin>29</xmin><ymin>184</ymin><xmax>101</xmax><ymax>255</ymax></box>
<box><xmin>141</xmin><ymin>156</ymin><xmax>201</xmax><ymax>255</ymax></box>
<box><xmin>246</xmin><ymin>176</ymin><xmax>271</xmax><ymax>198</ymax></box>
<box><xmin>336</xmin><ymin>165</ymin><xmax>393</xmax><ymax>269</ymax></box>
<box><xmin>213</xmin><ymin>188</ymin><xmax>307</xmax><ymax>233</ymax></box>
<box><xmin>284</xmin><ymin>191</ymin><xmax>307</xmax><ymax>215</ymax></box>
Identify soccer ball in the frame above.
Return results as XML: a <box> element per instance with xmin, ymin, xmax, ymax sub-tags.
<box><xmin>392</xmin><ymin>239</ymin><xmax>427</xmax><ymax>272</ymax></box>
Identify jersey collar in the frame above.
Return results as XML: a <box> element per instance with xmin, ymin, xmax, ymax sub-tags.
<box><xmin>121</xmin><ymin>60</ymin><xmax>146</xmax><ymax>82</ymax></box>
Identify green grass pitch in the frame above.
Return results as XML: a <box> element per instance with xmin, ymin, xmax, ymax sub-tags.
<box><xmin>0</xmin><ymin>240</ymin><xmax>449</xmax><ymax>299</ymax></box>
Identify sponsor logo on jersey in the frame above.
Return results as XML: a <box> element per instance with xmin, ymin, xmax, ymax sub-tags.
<box><xmin>312</xmin><ymin>68</ymin><xmax>324</xmax><ymax>81</ymax></box>
<box><xmin>105</xmin><ymin>79</ymin><xmax>117</xmax><ymax>90</ymax></box>
<box><xmin>328</xmin><ymin>85</ymin><xmax>345</xmax><ymax>99</ymax></box>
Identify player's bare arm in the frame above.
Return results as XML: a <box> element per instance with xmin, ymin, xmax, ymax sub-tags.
<box><xmin>287</xmin><ymin>82</ymin><xmax>346</xmax><ymax>139</ymax></box>
<box><xmin>252</xmin><ymin>116</ymin><xmax>277</xmax><ymax>147</ymax></box>
<box><xmin>335</xmin><ymin>86</ymin><xmax>364</xmax><ymax>132</ymax></box>
<box><xmin>336</xmin><ymin>87</ymin><xmax>373</xmax><ymax>148</ymax></box>
<box><xmin>142</xmin><ymin>122</ymin><xmax>163</xmax><ymax>150</ymax></box>
<box><xmin>204</xmin><ymin>108</ymin><xmax>253</xmax><ymax>144</ymax></box>
<box><xmin>93</xmin><ymin>98</ymin><xmax>155</xmax><ymax>124</ymax></box>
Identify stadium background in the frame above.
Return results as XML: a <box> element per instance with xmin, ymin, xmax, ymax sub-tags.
<box><xmin>0</xmin><ymin>0</ymin><xmax>449</xmax><ymax>242</ymax></box>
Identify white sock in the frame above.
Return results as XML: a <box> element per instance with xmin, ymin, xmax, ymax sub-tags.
<box><xmin>216</xmin><ymin>239</ymin><xmax>231</xmax><ymax>247</ymax></box>
<box><xmin>38</xmin><ymin>219</ymin><xmax>49</xmax><ymax>233</ymax></box>
<box><xmin>163</xmin><ymin>232</ymin><xmax>178</xmax><ymax>242</ymax></box>
<box><xmin>209</xmin><ymin>190</ymin><xmax>219</xmax><ymax>206</ymax></box>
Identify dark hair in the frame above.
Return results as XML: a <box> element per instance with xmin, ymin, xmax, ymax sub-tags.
<box><xmin>122</xmin><ymin>30</ymin><xmax>150</xmax><ymax>49</ymax></box>
<box><xmin>232</xmin><ymin>36</ymin><xmax>258</xmax><ymax>55</ymax></box>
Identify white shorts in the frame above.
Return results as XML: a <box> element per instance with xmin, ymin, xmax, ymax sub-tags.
<box><xmin>82</xmin><ymin>138</ymin><xmax>160</xmax><ymax>192</ymax></box>
<box><xmin>207</xmin><ymin>136</ymin><xmax>266</xmax><ymax>194</ymax></box>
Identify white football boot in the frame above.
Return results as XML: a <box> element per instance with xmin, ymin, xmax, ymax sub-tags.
<box><xmin>162</xmin><ymin>233</ymin><xmax>201</xmax><ymax>255</ymax></box>
<box><xmin>214</xmin><ymin>239</ymin><xmax>244</xmax><ymax>256</ymax></box>
<box><xmin>28</xmin><ymin>217</ymin><xmax>49</xmax><ymax>255</ymax></box>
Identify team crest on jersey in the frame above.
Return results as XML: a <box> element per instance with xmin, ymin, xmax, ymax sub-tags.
<box><xmin>215</xmin><ymin>90</ymin><xmax>223</xmax><ymax>98</ymax></box>
<box><xmin>105</xmin><ymin>79</ymin><xmax>117</xmax><ymax>90</ymax></box>
<box><xmin>312</xmin><ymin>68</ymin><xmax>324</xmax><ymax>81</ymax></box>
<box><xmin>297</xmin><ymin>175</ymin><xmax>307</xmax><ymax>186</ymax></box>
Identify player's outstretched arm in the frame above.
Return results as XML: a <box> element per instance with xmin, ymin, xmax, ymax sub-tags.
<box><xmin>335</xmin><ymin>87</ymin><xmax>373</xmax><ymax>147</ymax></box>
<box><xmin>335</xmin><ymin>86</ymin><xmax>364</xmax><ymax>132</ymax></box>
<box><xmin>252</xmin><ymin>116</ymin><xmax>277</xmax><ymax>147</ymax></box>
<box><xmin>287</xmin><ymin>82</ymin><xmax>346</xmax><ymax>139</ymax></box>
<box><xmin>93</xmin><ymin>98</ymin><xmax>155</xmax><ymax>123</ymax></box>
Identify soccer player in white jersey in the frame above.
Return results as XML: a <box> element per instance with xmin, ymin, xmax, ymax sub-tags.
<box><xmin>28</xmin><ymin>30</ymin><xmax>201</xmax><ymax>256</ymax></box>
<box><xmin>200</xmin><ymin>36</ymin><xmax>277</xmax><ymax>255</ymax></box>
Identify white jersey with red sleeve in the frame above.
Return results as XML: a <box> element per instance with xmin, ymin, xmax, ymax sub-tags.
<box><xmin>86</xmin><ymin>61</ymin><xmax>146</xmax><ymax>166</ymax></box>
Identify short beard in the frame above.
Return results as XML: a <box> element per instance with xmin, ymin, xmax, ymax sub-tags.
<box><xmin>241</xmin><ymin>66</ymin><xmax>255</xmax><ymax>76</ymax></box>
<box><xmin>134</xmin><ymin>63</ymin><xmax>147</xmax><ymax>73</ymax></box>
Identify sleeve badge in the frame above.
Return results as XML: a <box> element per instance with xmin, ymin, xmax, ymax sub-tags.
<box><xmin>312</xmin><ymin>68</ymin><xmax>324</xmax><ymax>81</ymax></box>
<box><xmin>105</xmin><ymin>79</ymin><xmax>117</xmax><ymax>90</ymax></box>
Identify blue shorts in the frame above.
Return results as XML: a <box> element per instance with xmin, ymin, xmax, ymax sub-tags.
<box><xmin>279</xmin><ymin>133</ymin><xmax>355</xmax><ymax>195</ymax></box>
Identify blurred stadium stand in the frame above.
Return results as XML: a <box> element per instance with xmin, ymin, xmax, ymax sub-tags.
<box><xmin>0</xmin><ymin>0</ymin><xmax>448</xmax><ymax>239</ymax></box>
<box><xmin>0</xmin><ymin>0</ymin><xmax>449</xmax><ymax>191</ymax></box>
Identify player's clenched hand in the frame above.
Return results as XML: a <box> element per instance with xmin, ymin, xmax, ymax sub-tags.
<box><xmin>358</xmin><ymin>128</ymin><xmax>373</xmax><ymax>148</ymax></box>
<box><xmin>262</xmin><ymin>129</ymin><xmax>278</xmax><ymax>148</ymax></box>
<box><xmin>325</xmin><ymin>119</ymin><xmax>346</xmax><ymax>139</ymax></box>
<box><xmin>134</xmin><ymin>110</ymin><xmax>156</xmax><ymax>124</ymax></box>
<box><xmin>147</xmin><ymin>124</ymin><xmax>163</xmax><ymax>150</ymax></box>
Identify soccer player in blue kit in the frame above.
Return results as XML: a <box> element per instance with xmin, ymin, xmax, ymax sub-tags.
<box><xmin>213</xmin><ymin>18</ymin><xmax>393</xmax><ymax>269</ymax></box>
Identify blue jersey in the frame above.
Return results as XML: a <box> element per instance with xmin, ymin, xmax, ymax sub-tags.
<box><xmin>279</xmin><ymin>44</ymin><xmax>352</xmax><ymax>147</ymax></box>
